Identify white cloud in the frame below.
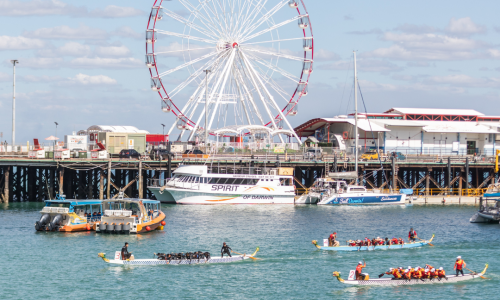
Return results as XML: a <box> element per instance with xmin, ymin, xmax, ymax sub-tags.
<box><xmin>446</xmin><ymin>17</ymin><xmax>486</xmax><ymax>35</ymax></box>
<box><xmin>383</xmin><ymin>33</ymin><xmax>480</xmax><ymax>51</ymax></box>
<box><xmin>67</xmin><ymin>73</ymin><xmax>117</xmax><ymax>85</ymax></box>
<box><xmin>94</xmin><ymin>45</ymin><xmax>131</xmax><ymax>58</ymax></box>
<box><xmin>89</xmin><ymin>5</ymin><xmax>144</xmax><ymax>18</ymax></box>
<box><xmin>314</xmin><ymin>49</ymin><xmax>340</xmax><ymax>61</ymax></box>
<box><xmin>9</xmin><ymin>57</ymin><xmax>63</xmax><ymax>69</ymax></box>
<box><xmin>426</xmin><ymin>74</ymin><xmax>500</xmax><ymax>88</ymax></box>
<box><xmin>0</xmin><ymin>0</ymin><xmax>145</xmax><ymax>17</ymax></box>
<box><xmin>319</xmin><ymin>59</ymin><xmax>403</xmax><ymax>73</ymax></box>
<box><xmin>394</xmin><ymin>24</ymin><xmax>437</xmax><ymax>34</ymax></box>
<box><xmin>112</xmin><ymin>26</ymin><xmax>142</xmax><ymax>40</ymax></box>
<box><xmin>365</xmin><ymin>43</ymin><xmax>476</xmax><ymax>61</ymax></box>
<box><xmin>23</xmin><ymin>25</ymin><xmax>108</xmax><ymax>40</ymax></box>
<box><xmin>69</xmin><ymin>57</ymin><xmax>143</xmax><ymax>69</ymax></box>
<box><xmin>0</xmin><ymin>72</ymin><xmax>10</xmax><ymax>81</ymax></box>
<box><xmin>37</xmin><ymin>42</ymin><xmax>91</xmax><ymax>57</ymax></box>
<box><xmin>21</xmin><ymin>74</ymin><xmax>61</xmax><ymax>82</ymax></box>
<box><xmin>0</xmin><ymin>36</ymin><xmax>46</xmax><ymax>50</ymax></box>
<box><xmin>487</xmin><ymin>49</ymin><xmax>500</xmax><ymax>58</ymax></box>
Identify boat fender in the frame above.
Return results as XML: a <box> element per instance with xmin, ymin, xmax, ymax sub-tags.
<box><xmin>145</xmin><ymin>226</ymin><xmax>151</xmax><ymax>231</ymax></box>
<box><xmin>160</xmin><ymin>221</ymin><xmax>166</xmax><ymax>226</ymax></box>
<box><xmin>123</xmin><ymin>223</ymin><xmax>131</xmax><ymax>232</ymax></box>
<box><xmin>48</xmin><ymin>214</ymin><xmax>63</xmax><ymax>231</ymax></box>
<box><xmin>99</xmin><ymin>222</ymin><xmax>107</xmax><ymax>232</ymax></box>
<box><xmin>106</xmin><ymin>223</ymin><xmax>114</xmax><ymax>232</ymax></box>
<box><xmin>35</xmin><ymin>214</ymin><xmax>51</xmax><ymax>231</ymax></box>
<box><xmin>86</xmin><ymin>224</ymin><xmax>91</xmax><ymax>231</ymax></box>
<box><xmin>114</xmin><ymin>224</ymin><xmax>122</xmax><ymax>232</ymax></box>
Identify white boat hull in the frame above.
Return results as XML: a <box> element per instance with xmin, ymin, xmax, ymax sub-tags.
<box><xmin>164</xmin><ymin>188</ymin><xmax>295</xmax><ymax>204</ymax></box>
<box><xmin>148</xmin><ymin>186</ymin><xmax>177</xmax><ymax>203</ymax></box>
<box><xmin>318</xmin><ymin>193</ymin><xmax>405</xmax><ymax>205</ymax></box>
<box><xmin>103</xmin><ymin>255</ymin><xmax>250</xmax><ymax>265</ymax></box>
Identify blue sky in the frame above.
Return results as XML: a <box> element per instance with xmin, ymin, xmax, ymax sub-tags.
<box><xmin>0</xmin><ymin>0</ymin><xmax>499</xmax><ymax>144</ymax></box>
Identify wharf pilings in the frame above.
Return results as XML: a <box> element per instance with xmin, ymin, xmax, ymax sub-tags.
<box><xmin>0</xmin><ymin>156</ymin><xmax>497</xmax><ymax>202</ymax></box>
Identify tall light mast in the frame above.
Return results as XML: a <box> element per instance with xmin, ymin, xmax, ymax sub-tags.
<box><xmin>353</xmin><ymin>51</ymin><xmax>358</xmax><ymax>185</ymax></box>
<box><xmin>11</xmin><ymin>59</ymin><xmax>18</xmax><ymax>147</ymax></box>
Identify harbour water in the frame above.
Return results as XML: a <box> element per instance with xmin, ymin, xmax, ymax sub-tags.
<box><xmin>1</xmin><ymin>203</ymin><xmax>499</xmax><ymax>299</ymax></box>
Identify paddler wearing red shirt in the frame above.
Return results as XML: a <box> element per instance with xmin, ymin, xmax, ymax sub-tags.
<box><xmin>408</xmin><ymin>227</ymin><xmax>417</xmax><ymax>242</ymax></box>
<box><xmin>355</xmin><ymin>260</ymin><xmax>366</xmax><ymax>280</ymax></box>
<box><xmin>437</xmin><ymin>267</ymin><xmax>446</xmax><ymax>278</ymax></box>
<box><xmin>454</xmin><ymin>256</ymin><xmax>466</xmax><ymax>276</ymax></box>
<box><xmin>328</xmin><ymin>232</ymin><xmax>338</xmax><ymax>247</ymax></box>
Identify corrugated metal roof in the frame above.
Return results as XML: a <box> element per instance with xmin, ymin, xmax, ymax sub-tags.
<box><xmin>385</xmin><ymin>107</ymin><xmax>484</xmax><ymax>116</ymax></box>
<box><xmin>87</xmin><ymin>125</ymin><xmax>149</xmax><ymax>134</ymax></box>
<box><xmin>372</xmin><ymin>119</ymin><xmax>425</xmax><ymax>127</ymax></box>
<box><xmin>320</xmin><ymin>118</ymin><xmax>390</xmax><ymax>132</ymax></box>
<box><xmin>423</xmin><ymin>122</ymin><xmax>497</xmax><ymax>134</ymax></box>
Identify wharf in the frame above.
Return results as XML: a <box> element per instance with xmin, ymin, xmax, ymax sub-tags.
<box><xmin>0</xmin><ymin>155</ymin><xmax>497</xmax><ymax>202</ymax></box>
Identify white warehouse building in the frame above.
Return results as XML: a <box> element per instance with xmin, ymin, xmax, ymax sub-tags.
<box><xmin>294</xmin><ymin>108</ymin><xmax>500</xmax><ymax>155</ymax></box>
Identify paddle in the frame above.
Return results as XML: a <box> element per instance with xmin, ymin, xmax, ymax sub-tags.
<box><xmin>418</xmin><ymin>237</ymin><xmax>434</xmax><ymax>246</ymax></box>
<box><xmin>378</xmin><ymin>273</ymin><xmax>385</xmax><ymax>278</ymax></box>
<box><xmin>465</xmin><ymin>267</ymin><xmax>487</xmax><ymax>279</ymax></box>
<box><xmin>231</xmin><ymin>250</ymin><xmax>260</xmax><ymax>260</ymax></box>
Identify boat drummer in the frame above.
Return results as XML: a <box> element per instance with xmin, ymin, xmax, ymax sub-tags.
<box><xmin>329</xmin><ymin>232</ymin><xmax>339</xmax><ymax>247</ymax></box>
<box><xmin>408</xmin><ymin>228</ymin><xmax>417</xmax><ymax>242</ymax></box>
<box><xmin>121</xmin><ymin>242</ymin><xmax>132</xmax><ymax>260</ymax></box>
<box><xmin>221</xmin><ymin>242</ymin><xmax>232</xmax><ymax>258</ymax></box>
<box><xmin>355</xmin><ymin>260</ymin><xmax>367</xmax><ymax>280</ymax></box>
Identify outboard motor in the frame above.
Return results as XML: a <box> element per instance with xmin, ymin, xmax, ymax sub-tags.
<box><xmin>35</xmin><ymin>214</ymin><xmax>51</xmax><ymax>231</ymax></box>
<box><xmin>123</xmin><ymin>223</ymin><xmax>131</xmax><ymax>234</ymax></box>
<box><xmin>48</xmin><ymin>214</ymin><xmax>63</xmax><ymax>231</ymax></box>
<box><xmin>106</xmin><ymin>223</ymin><xmax>114</xmax><ymax>233</ymax></box>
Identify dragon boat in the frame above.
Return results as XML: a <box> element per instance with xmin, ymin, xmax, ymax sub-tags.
<box><xmin>97</xmin><ymin>248</ymin><xmax>259</xmax><ymax>265</ymax></box>
<box><xmin>332</xmin><ymin>264</ymin><xmax>488</xmax><ymax>286</ymax></box>
<box><xmin>312</xmin><ymin>235</ymin><xmax>434</xmax><ymax>251</ymax></box>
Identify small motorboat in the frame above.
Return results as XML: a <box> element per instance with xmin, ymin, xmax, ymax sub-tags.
<box><xmin>97</xmin><ymin>248</ymin><xmax>259</xmax><ymax>265</ymax></box>
<box><xmin>35</xmin><ymin>194</ymin><xmax>103</xmax><ymax>232</ymax></box>
<box><xmin>332</xmin><ymin>264</ymin><xmax>488</xmax><ymax>286</ymax></box>
<box><xmin>312</xmin><ymin>235</ymin><xmax>434</xmax><ymax>251</ymax></box>
<box><xmin>470</xmin><ymin>184</ymin><xmax>500</xmax><ymax>223</ymax></box>
<box><xmin>95</xmin><ymin>194</ymin><xmax>166</xmax><ymax>234</ymax></box>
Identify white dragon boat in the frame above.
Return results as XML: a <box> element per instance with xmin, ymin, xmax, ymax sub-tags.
<box><xmin>97</xmin><ymin>247</ymin><xmax>259</xmax><ymax>265</ymax></box>
<box><xmin>332</xmin><ymin>264</ymin><xmax>488</xmax><ymax>286</ymax></box>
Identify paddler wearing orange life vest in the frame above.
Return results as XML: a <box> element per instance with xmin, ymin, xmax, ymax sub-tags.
<box><xmin>454</xmin><ymin>256</ymin><xmax>466</xmax><ymax>276</ymax></box>
<box><xmin>437</xmin><ymin>267</ymin><xmax>446</xmax><ymax>278</ymax></box>
<box><xmin>355</xmin><ymin>260</ymin><xmax>367</xmax><ymax>280</ymax></box>
<box><xmin>385</xmin><ymin>268</ymin><xmax>402</xmax><ymax>279</ymax></box>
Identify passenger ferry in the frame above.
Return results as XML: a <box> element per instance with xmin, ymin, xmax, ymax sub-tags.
<box><xmin>315</xmin><ymin>180</ymin><xmax>405</xmax><ymax>205</ymax></box>
<box><xmin>96</xmin><ymin>195</ymin><xmax>166</xmax><ymax>234</ymax></box>
<box><xmin>150</xmin><ymin>165</ymin><xmax>295</xmax><ymax>204</ymax></box>
<box><xmin>35</xmin><ymin>195</ymin><xmax>103</xmax><ymax>232</ymax></box>
<box><xmin>470</xmin><ymin>183</ymin><xmax>500</xmax><ymax>223</ymax></box>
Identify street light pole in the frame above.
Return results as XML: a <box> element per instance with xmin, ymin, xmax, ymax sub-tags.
<box><xmin>54</xmin><ymin>122</ymin><xmax>58</xmax><ymax>149</ymax></box>
<box><xmin>161</xmin><ymin>123</ymin><xmax>165</xmax><ymax>145</ymax></box>
<box><xmin>11</xmin><ymin>60</ymin><xmax>18</xmax><ymax>147</ymax></box>
<box><xmin>203</xmin><ymin>70</ymin><xmax>211</xmax><ymax>148</ymax></box>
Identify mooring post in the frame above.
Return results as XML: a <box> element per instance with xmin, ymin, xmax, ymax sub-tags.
<box><xmin>138</xmin><ymin>160</ymin><xmax>143</xmax><ymax>199</ymax></box>
<box><xmin>99</xmin><ymin>168</ymin><xmax>104</xmax><ymax>200</ymax></box>
<box><xmin>391</xmin><ymin>156</ymin><xmax>396</xmax><ymax>190</ymax></box>
<box><xmin>2</xmin><ymin>166</ymin><xmax>9</xmax><ymax>203</ymax></box>
<box><xmin>107</xmin><ymin>159</ymin><xmax>111</xmax><ymax>199</ymax></box>
<box><xmin>465</xmin><ymin>157</ymin><xmax>469</xmax><ymax>196</ymax></box>
<box><xmin>59</xmin><ymin>166</ymin><xmax>64</xmax><ymax>196</ymax></box>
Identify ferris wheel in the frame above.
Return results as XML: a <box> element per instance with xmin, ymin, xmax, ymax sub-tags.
<box><xmin>146</xmin><ymin>0</ymin><xmax>313</xmax><ymax>143</ymax></box>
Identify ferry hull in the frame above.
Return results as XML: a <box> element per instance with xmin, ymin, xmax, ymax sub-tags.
<box><xmin>148</xmin><ymin>186</ymin><xmax>177</xmax><ymax>203</ymax></box>
<box><xmin>164</xmin><ymin>188</ymin><xmax>295</xmax><ymax>204</ymax></box>
<box><xmin>318</xmin><ymin>194</ymin><xmax>405</xmax><ymax>205</ymax></box>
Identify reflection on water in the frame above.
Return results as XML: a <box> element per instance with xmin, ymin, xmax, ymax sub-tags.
<box><xmin>0</xmin><ymin>203</ymin><xmax>498</xmax><ymax>299</ymax></box>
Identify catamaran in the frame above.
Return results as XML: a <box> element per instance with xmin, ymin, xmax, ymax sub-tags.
<box><xmin>150</xmin><ymin>164</ymin><xmax>296</xmax><ymax>204</ymax></box>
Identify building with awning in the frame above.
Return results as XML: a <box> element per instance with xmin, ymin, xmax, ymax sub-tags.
<box><xmin>293</xmin><ymin>108</ymin><xmax>500</xmax><ymax>155</ymax></box>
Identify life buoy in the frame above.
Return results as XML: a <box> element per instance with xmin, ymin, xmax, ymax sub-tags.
<box><xmin>342</xmin><ymin>131</ymin><xmax>348</xmax><ymax>140</ymax></box>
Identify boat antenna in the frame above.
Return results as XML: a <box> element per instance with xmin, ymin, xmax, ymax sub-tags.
<box><xmin>353</xmin><ymin>51</ymin><xmax>358</xmax><ymax>185</ymax></box>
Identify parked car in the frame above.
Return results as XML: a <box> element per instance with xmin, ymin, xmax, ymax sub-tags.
<box><xmin>184</xmin><ymin>149</ymin><xmax>204</xmax><ymax>155</ymax></box>
<box><xmin>360</xmin><ymin>150</ymin><xmax>379</xmax><ymax>161</ymax></box>
<box><xmin>149</xmin><ymin>149</ymin><xmax>171</xmax><ymax>160</ymax></box>
<box><xmin>305</xmin><ymin>148</ymin><xmax>323</xmax><ymax>159</ymax></box>
<box><xmin>119</xmin><ymin>149</ymin><xmax>141</xmax><ymax>159</ymax></box>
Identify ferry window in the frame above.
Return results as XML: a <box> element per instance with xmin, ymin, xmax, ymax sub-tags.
<box><xmin>194</xmin><ymin>177</ymin><xmax>200</xmax><ymax>183</ymax></box>
<box><xmin>266</xmin><ymin>179</ymin><xmax>269</xmax><ymax>181</ymax></box>
<box><xmin>217</xmin><ymin>178</ymin><xmax>228</xmax><ymax>184</ymax></box>
<box><xmin>233</xmin><ymin>179</ymin><xmax>243</xmax><ymax>184</ymax></box>
<box><xmin>208</xmin><ymin>178</ymin><xmax>217</xmax><ymax>184</ymax></box>
<box><xmin>250</xmin><ymin>179</ymin><xmax>259</xmax><ymax>185</ymax></box>
<box><xmin>280</xmin><ymin>178</ymin><xmax>292</xmax><ymax>186</ymax></box>
<box><xmin>226</xmin><ymin>178</ymin><xmax>236</xmax><ymax>184</ymax></box>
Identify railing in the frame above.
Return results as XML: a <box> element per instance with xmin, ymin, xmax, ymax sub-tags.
<box><xmin>370</xmin><ymin>188</ymin><xmax>489</xmax><ymax>196</ymax></box>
